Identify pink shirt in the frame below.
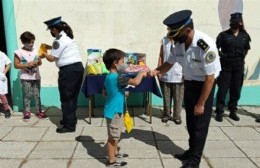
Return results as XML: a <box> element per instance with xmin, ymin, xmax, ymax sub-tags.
<box><xmin>14</xmin><ymin>48</ymin><xmax>41</xmax><ymax>80</ymax></box>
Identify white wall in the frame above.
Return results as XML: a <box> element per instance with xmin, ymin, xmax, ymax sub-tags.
<box><xmin>13</xmin><ymin>0</ymin><xmax>260</xmax><ymax>86</ymax></box>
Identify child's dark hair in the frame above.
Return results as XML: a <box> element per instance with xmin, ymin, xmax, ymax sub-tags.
<box><xmin>49</xmin><ymin>21</ymin><xmax>74</xmax><ymax>39</ymax></box>
<box><xmin>103</xmin><ymin>48</ymin><xmax>125</xmax><ymax>70</ymax></box>
<box><xmin>20</xmin><ymin>31</ymin><xmax>35</xmax><ymax>44</ymax></box>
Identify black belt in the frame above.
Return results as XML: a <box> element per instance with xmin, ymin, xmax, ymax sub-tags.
<box><xmin>59</xmin><ymin>62</ymin><xmax>81</xmax><ymax>70</ymax></box>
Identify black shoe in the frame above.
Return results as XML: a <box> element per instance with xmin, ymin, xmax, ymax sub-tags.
<box><xmin>174</xmin><ymin>150</ymin><xmax>191</xmax><ymax>161</ymax></box>
<box><xmin>181</xmin><ymin>160</ymin><xmax>199</xmax><ymax>168</ymax></box>
<box><xmin>256</xmin><ymin>117</ymin><xmax>260</xmax><ymax>123</ymax></box>
<box><xmin>229</xmin><ymin>112</ymin><xmax>240</xmax><ymax>121</ymax></box>
<box><xmin>161</xmin><ymin>116</ymin><xmax>171</xmax><ymax>123</ymax></box>
<box><xmin>60</xmin><ymin>120</ymin><xmax>64</xmax><ymax>125</ymax></box>
<box><xmin>3</xmin><ymin>109</ymin><xmax>11</xmax><ymax>118</ymax></box>
<box><xmin>56</xmin><ymin>127</ymin><xmax>75</xmax><ymax>133</ymax></box>
<box><xmin>106</xmin><ymin>160</ymin><xmax>127</xmax><ymax>167</ymax></box>
<box><xmin>215</xmin><ymin>113</ymin><xmax>223</xmax><ymax>122</ymax></box>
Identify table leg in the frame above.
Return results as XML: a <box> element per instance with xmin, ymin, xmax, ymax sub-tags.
<box><xmin>88</xmin><ymin>95</ymin><xmax>94</xmax><ymax>124</ymax></box>
<box><xmin>148</xmin><ymin>92</ymin><xmax>152</xmax><ymax>124</ymax></box>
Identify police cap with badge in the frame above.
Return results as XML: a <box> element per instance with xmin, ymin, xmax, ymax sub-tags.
<box><xmin>163</xmin><ymin>10</ymin><xmax>216</xmax><ymax>63</ymax></box>
<box><xmin>44</xmin><ymin>16</ymin><xmax>62</xmax><ymax>29</ymax></box>
<box><xmin>163</xmin><ymin>10</ymin><xmax>192</xmax><ymax>38</ymax></box>
<box><xmin>44</xmin><ymin>16</ymin><xmax>62</xmax><ymax>49</ymax></box>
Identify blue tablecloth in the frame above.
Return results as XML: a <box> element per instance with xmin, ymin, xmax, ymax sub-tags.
<box><xmin>81</xmin><ymin>75</ymin><xmax>162</xmax><ymax>98</ymax></box>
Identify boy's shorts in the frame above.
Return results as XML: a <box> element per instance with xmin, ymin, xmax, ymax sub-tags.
<box><xmin>106</xmin><ymin>114</ymin><xmax>123</xmax><ymax>141</ymax></box>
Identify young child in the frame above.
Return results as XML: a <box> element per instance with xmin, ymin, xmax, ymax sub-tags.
<box><xmin>102</xmin><ymin>48</ymin><xmax>147</xmax><ymax>167</ymax></box>
<box><xmin>0</xmin><ymin>51</ymin><xmax>11</xmax><ymax>118</ymax></box>
<box><xmin>14</xmin><ymin>31</ymin><xmax>47</xmax><ymax>121</ymax></box>
<box><xmin>157</xmin><ymin>36</ymin><xmax>184</xmax><ymax>124</ymax></box>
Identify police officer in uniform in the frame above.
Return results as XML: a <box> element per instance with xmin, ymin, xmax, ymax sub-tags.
<box><xmin>42</xmin><ymin>17</ymin><xmax>84</xmax><ymax>133</ymax></box>
<box><xmin>150</xmin><ymin>10</ymin><xmax>221</xmax><ymax>168</ymax></box>
<box><xmin>215</xmin><ymin>13</ymin><xmax>251</xmax><ymax>122</ymax></box>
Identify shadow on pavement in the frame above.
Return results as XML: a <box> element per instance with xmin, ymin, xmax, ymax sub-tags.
<box><xmin>76</xmin><ymin>128</ymin><xmax>184</xmax><ymax>166</ymax></box>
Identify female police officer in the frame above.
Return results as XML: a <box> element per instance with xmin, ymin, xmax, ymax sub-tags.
<box><xmin>42</xmin><ymin>17</ymin><xmax>84</xmax><ymax>133</ymax></box>
<box><xmin>215</xmin><ymin>13</ymin><xmax>251</xmax><ymax>122</ymax></box>
<box><xmin>150</xmin><ymin>10</ymin><xmax>221</xmax><ymax>168</ymax></box>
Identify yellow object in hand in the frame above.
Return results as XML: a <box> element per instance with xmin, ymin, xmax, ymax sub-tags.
<box><xmin>38</xmin><ymin>43</ymin><xmax>48</xmax><ymax>57</ymax></box>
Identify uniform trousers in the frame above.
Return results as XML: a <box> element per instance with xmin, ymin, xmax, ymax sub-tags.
<box><xmin>216</xmin><ymin>64</ymin><xmax>244</xmax><ymax>113</ymax></box>
<box><xmin>58</xmin><ymin>62</ymin><xmax>84</xmax><ymax>130</ymax></box>
<box><xmin>160</xmin><ymin>81</ymin><xmax>184</xmax><ymax>119</ymax></box>
<box><xmin>184</xmin><ymin>80</ymin><xmax>215</xmax><ymax>164</ymax></box>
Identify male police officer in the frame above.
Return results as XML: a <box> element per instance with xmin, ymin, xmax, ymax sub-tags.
<box><xmin>150</xmin><ymin>10</ymin><xmax>221</xmax><ymax>168</ymax></box>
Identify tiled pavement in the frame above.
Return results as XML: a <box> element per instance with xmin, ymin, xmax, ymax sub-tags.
<box><xmin>0</xmin><ymin>106</ymin><xmax>259</xmax><ymax>168</ymax></box>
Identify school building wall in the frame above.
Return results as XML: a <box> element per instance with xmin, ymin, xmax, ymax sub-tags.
<box><xmin>2</xmin><ymin>0</ymin><xmax>260</xmax><ymax>111</ymax></box>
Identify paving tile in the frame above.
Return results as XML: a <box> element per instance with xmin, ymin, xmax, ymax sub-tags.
<box><xmin>2</xmin><ymin>116</ymin><xmax>38</xmax><ymax>126</ymax></box>
<box><xmin>0</xmin><ymin>159</ymin><xmax>22</xmax><ymax>168</ymax></box>
<box><xmin>234</xmin><ymin>141</ymin><xmax>260</xmax><ymax>157</ymax></box>
<box><xmin>73</xmin><ymin>140</ymin><xmax>107</xmax><ymax>159</ymax></box>
<box><xmin>29</xmin><ymin>142</ymin><xmax>77</xmax><ymax>159</ymax></box>
<box><xmin>163</xmin><ymin>158</ymin><xmax>209</xmax><ymax>168</ymax></box>
<box><xmin>0</xmin><ymin>116</ymin><xmax>7</xmax><ymax>124</ymax></box>
<box><xmin>221</xmin><ymin>127</ymin><xmax>260</xmax><ymax>140</ymax></box>
<box><xmin>41</xmin><ymin>126</ymin><xmax>83</xmax><ymax>141</ymax></box>
<box><xmin>251</xmin><ymin>158</ymin><xmax>260</xmax><ymax>168</ymax></box>
<box><xmin>44</xmin><ymin>107</ymin><xmax>62</xmax><ymax>116</ymax></box>
<box><xmin>123</xmin><ymin>158</ymin><xmax>163</xmax><ymax>168</ymax></box>
<box><xmin>209</xmin><ymin>116</ymin><xmax>233</xmax><ymax>127</ymax></box>
<box><xmin>254</xmin><ymin>127</ymin><xmax>260</xmax><ymax>133</ymax></box>
<box><xmin>3</xmin><ymin>127</ymin><xmax>47</xmax><ymax>142</ymax></box>
<box><xmin>153</xmin><ymin>126</ymin><xmax>189</xmax><ymax>141</ymax></box>
<box><xmin>70</xmin><ymin>159</ymin><xmax>107</xmax><ymax>168</ymax></box>
<box><xmin>226</xmin><ymin>112</ymin><xmax>260</xmax><ymax>127</ymax></box>
<box><xmin>80</xmin><ymin>126</ymin><xmax>109</xmax><ymax>141</ymax></box>
<box><xmin>119</xmin><ymin>139</ymin><xmax>159</xmax><ymax>159</ymax></box>
<box><xmin>157</xmin><ymin>140</ymin><xmax>188</xmax><ymax>158</ymax></box>
<box><xmin>0</xmin><ymin>142</ymin><xmax>36</xmax><ymax>158</ymax></box>
<box><xmin>203</xmin><ymin>140</ymin><xmax>246</xmax><ymax>158</ymax></box>
<box><xmin>78</xmin><ymin>116</ymin><xmax>103</xmax><ymax>126</ymax></box>
<box><xmin>121</xmin><ymin>127</ymin><xmax>154</xmax><ymax>141</ymax></box>
<box><xmin>34</xmin><ymin>117</ymin><xmax>61</xmax><ymax>127</ymax></box>
<box><xmin>0</xmin><ymin>126</ymin><xmax>13</xmax><ymax>139</ymax></box>
<box><xmin>22</xmin><ymin>159</ymin><xmax>69</xmax><ymax>168</ymax></box>
<box><xmin>208</xmin><ymin>158</ymin><xmax>257</xmax><ymax>168</ymax></box>
<box><xmin>207</xmin><ymin>127</ymin><xmax>229</xmax><ymax>140</ymax></box>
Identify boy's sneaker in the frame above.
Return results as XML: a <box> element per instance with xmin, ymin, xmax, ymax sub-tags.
<box><xmin>23</xmin><ymin>112</ymin><xmax>31</xmax><ymax>121</ymax></box>
<box><xmin>116</xmin><ymin>153</ymin><xmax>129</xmax><ymax>158</ymax></box>
<box><xmin>36</xmin><ymin>111</ymin><xmax>48</xmax><ymax>119</ymax></box>
<box><xmin>106</xmin><ymin>160</ymin><xmax>127</xmax><ymax>167</ymax></box>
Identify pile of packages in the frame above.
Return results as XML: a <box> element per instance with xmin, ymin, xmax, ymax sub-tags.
<box><xmin>86</xmin><ymin>50</ymin><xmax>149</xmax><ymax>76</ymax></box>
<box><xmin>86</xmin><ymin>49</ymin><xmax>109</xmax><ymax>75</ymax></box>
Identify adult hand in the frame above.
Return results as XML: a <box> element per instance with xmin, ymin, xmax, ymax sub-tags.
<box><xmin>194</xmin><ymin>104</ymin><xmax>204</xmax><ymax>116</ymax></box>
<box><xmin>148</xmin><ymin>70</ymin><xmax>159</xmax><ymax>77</ymax></box>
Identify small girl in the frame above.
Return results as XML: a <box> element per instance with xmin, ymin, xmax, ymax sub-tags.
<box><xmin>14</xmin><ymin>31</ymin><xmax>47</xmax><ymax>121</ymax></box>
<box><xmin>0</xmin><ymin>51</ymin><xmax>11</xmax><ymax>118</ymax></box>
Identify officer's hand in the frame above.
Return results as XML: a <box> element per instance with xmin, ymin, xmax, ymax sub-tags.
<box><xmin>194</xmin><ymin>104</ymin><xmax>204</xmax><ymax>116</ymax></box>
<box><xmin>148</xmin><ymin>70</ymin><xmax>159</xmax><ymax>77</ymax></box>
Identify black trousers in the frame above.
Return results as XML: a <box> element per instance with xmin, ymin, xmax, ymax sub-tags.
<box><xmin>184</xmin><ymin>80</ymin><xmax>215</xmax><ymax>164</ymax></box>
<box><xmin>58</xmin><ymin>62</ymin><xmax>84</xmax><ymax>130</ymax></box>
<box><xmin>215</xmin><ymin>65</ymin><xmax>244</xmax><ymax>113</ymax></box>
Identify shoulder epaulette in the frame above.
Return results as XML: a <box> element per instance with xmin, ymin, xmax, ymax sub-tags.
<box><xmin>197</xmin><ymin>39</ymin><xmax>209</xmax><ymax>52</ymax></box>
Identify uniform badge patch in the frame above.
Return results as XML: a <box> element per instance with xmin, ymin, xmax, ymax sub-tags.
<box><xmin>205</xmin><ymin>51</ymin><xmax>216</xmax><ymax>63</ymax></box>
<box><xmin>52</xmin><ymin>41</ymin><xmax>60</xmax><ymax>49</ymax></box>
<box><xmin>197</xmin><ymin>39</ymin><xmax>209</xmax><ymax>51</ymax></box>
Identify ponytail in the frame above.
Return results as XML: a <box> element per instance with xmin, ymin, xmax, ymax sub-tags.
<box><xmin>51</xmin><ymin>21</ymin><xmax>74</xmax><ymax>39</ymax></box>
